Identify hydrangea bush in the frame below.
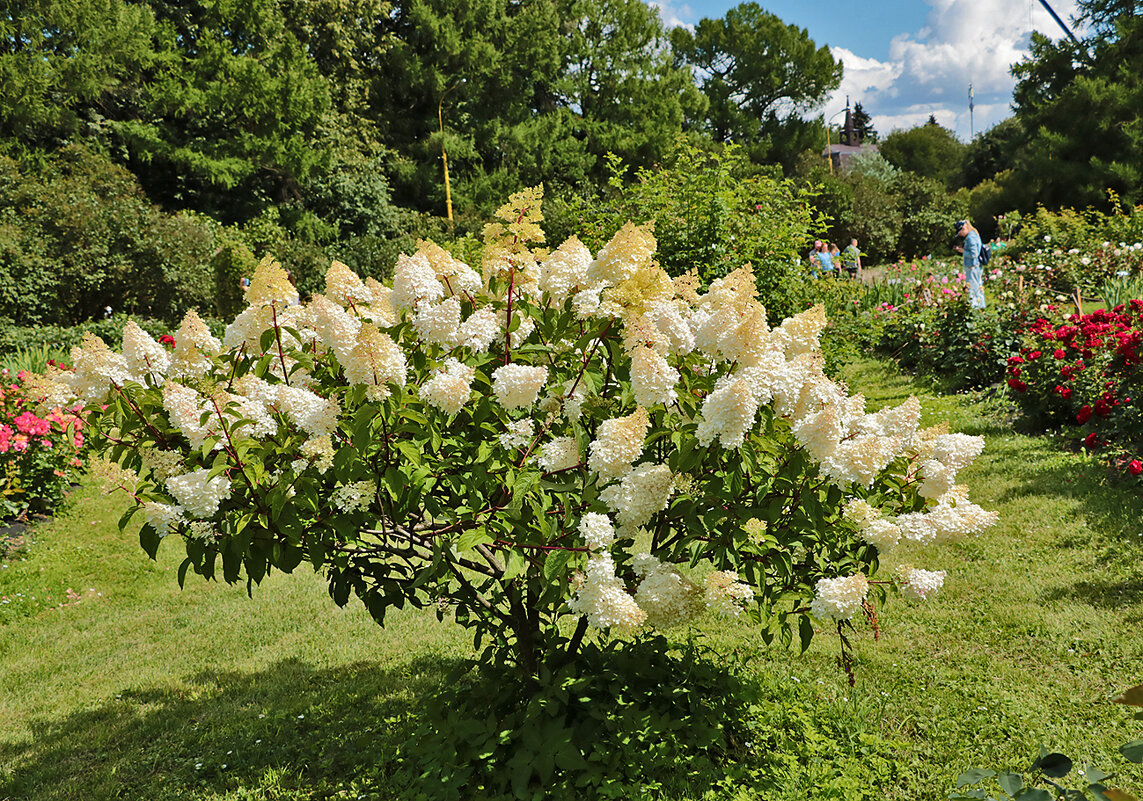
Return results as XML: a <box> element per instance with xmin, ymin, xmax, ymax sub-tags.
<box><xmin>26</xmin><ymin>188</ymin><xmax>997</xmax><ymax>676</ymax></box>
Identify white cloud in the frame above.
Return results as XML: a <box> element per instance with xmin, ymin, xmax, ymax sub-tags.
<box><xmin>820</xmin><ymin>0</ymin><xmax>1081</xmax><ymax>140</ymax></box>
<box><xmin>649</xmin><ymin>0</ymin><xmax>694</xmax><ymax>31</ymax></box>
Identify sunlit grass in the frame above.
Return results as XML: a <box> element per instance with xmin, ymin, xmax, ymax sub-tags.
<box><xmin>2</xmin><ymin>356</ymin><xmax>1141</xmax><ymax>800</ymax></box>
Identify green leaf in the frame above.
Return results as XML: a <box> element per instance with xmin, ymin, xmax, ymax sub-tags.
<box><xmin>1113</xmin><ymin>685</ymin><xmax>1143</xmax><ymax>709</ymax></box>
<box><xmin>1014</xmin><ymin>789</ymin><xmax>1051</xmax><ymax>801</ymax></box>
<box><xmin>457</xmin><ymin>528</ymin><xmax>494</xmax><ymax>553</ymax></box>
<box><xmin>1032</xmin><ymin>752</ymin><xmax>1071</xmax><ymax>778</ymax></box>
<box><xmin>543</xmin><ymin>549</ymin><xmax>574</xmax><ymax>581</ymax></box>
<box><xmin>998</xmin><ymin>771</ymin><xmax>1023</xmax><ymax>796</ymax></box>
<box><xmin>798</xmin><ymin>614</ymin><xmax>814</xmax><ymax>653</ymax></box>
<box><xmin>1120</xmin><ymin>739</ymin><xmax>1143</xmax><ymax>763</ymax></box>
<box><xmin>956</xmin><ymin>768</ymin><xmax>996</xmax><ymax>788</ymax></box>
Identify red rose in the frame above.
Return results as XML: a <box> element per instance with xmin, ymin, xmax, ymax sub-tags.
<box><xmin>1083</xmin><ymin>433</ymin><xmax>1100</xmax><ymax>448</ymax></box>
<box><xmin>1129</xmin><ymin>460</ymin><xmax>1143</xmax><ymax>476</ymax></box>
<box><xmin>1028</xmin><ymin>350</ymin><xmax>1042</xmax><ymax>359</ymax></box>
<box><xmin>1077</xmin><ymin>405</ymin><xmax>1093</xmax><ymax>424</ymax></box>
<box><xmin>1059</xmin><ymin>387</ymin><xmax>1073</xmax><ymax>400</ymax></box>
<box><xmin>1007</xmin><ymin>378</ymin><xmax>1027</xmax><ymax>393</ymax></box>
<box><xmin>1094</xmin><ymin>399</ymin><xmax>1111</xmax><ymax>418</ymax></box>
<box><xmin>1053</xmin><ymin>349</ymin><xmax>1066</xmax><ymax>359</ymax></box>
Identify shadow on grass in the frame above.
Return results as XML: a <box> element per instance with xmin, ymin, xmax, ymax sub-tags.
<box><xmin>0</xmin><ymin>654</ymin><xmax>464</xmax><ymax>801</ymax></box>
<box><xmin>1041</xmin><ymin>576</ymin><xmax>1143</xmax><ymax>619</ymax></box>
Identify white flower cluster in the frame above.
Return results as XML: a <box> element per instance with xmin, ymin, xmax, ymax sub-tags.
<box><xmin>568</xmin><ymin>553</ymin><xmax>647</xmax><ymax>631</ymax></box>
<box><xmin>491</xmin><ymin>364</ymin><xmax>548</xmax><ymax>410</ymax></box>
<box><xmin>538</xmin><ymin>436</ymin><xmax>580</xmax><ymax>473</ymax></box>
<box><xmin>896</xmin><ymin>565</ymin><xmax>946</xmax><ymax>602</ymax></box>
<box><xmin>599</xmin><ymin>462</ymin><xmax>673</xmax><ymax>532</ymax></box>
<box><xmin>704</xmin><ymin>570</ymin><xmax>754</xmax><ymax>617</ymax></box>
<box><xmin>499</xmin><ymin>419</ymin><xmax>534</xmax><ymax>450</ymax></box>
<box><xmin>332</xmin><ymin>480</ymin><xmax>377</xmax><ymax>513</ymax></box>
<box><xmin>578</xmin><ymin>513</ymin><xmax>615</xmax><ymax>551</ymax></box>
<box><xmin>810</xmin><ymin>574</ymin><xmax>869</xmax><ymax>621</ymax></box>
<box><xmin>166</xmin><ymin>468</ymin><xmax>232</xmax><ymax>520</ymax></box>
<box><xmin>420</xmin><ymin>358</ymin><xmax>475</xmax><ymax>415</ymax></box>
<box><xmin>632</xmin><ymin>554</ymin><xmax>703</xmax><ymax>628</ymax></box>
<box><xmin>588</xmin><ymin>407</ymin><xmax>649</xmax><ymax>481</ymax></box>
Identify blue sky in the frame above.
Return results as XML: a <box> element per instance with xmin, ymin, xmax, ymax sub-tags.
<box><xmin>649</xmin><ymin>0</ymin><xmax>1083</xmax><ymax>140</ymax></box>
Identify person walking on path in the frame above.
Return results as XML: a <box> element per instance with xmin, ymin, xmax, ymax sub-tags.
<box><xmin>808</xmin><ymin>240</ymin><xmax>836</xmax><ymax>277</ymax></box>
<box><xmin>954</xmin><ymin>220</ymin><xmax>985</xmax><ymax>309</ymax></box>
<box><xmin>841</xmin><ymin>238</ymin><xmax>862</xmax><ymax>279</ymax></box>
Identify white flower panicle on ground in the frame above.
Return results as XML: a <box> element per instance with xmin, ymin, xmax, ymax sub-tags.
<box><xmin>311</xmin><ymin>294</ymin><xmax>362</xmax><ymax>362</ymax></box>
<box><xmin>538</xmin><ymin>436</ymin><xmax>580</xmax><ymax>472</ymax></box>
<box><xmin>456</xmin><ymin>306</ymin><xmax>502</xmax><ymax>352</ymax></box>
<box><xmin>632</xmin><ymin>555</ymin><xmax>703</xmax><ymax>627</ymax></box>
<box><xmin>499</xmin><ymin>418</ymin><xmax>534</xmax><ymax>450</ymax></box>
<box><xmin>165</xmin><ymin>468</ymin><xmax>232</xmax><ymax>519</ymax></box>
<box><xmin>587</xmin><ymin>222</ymin><xmax>656</xmax><ymax>286</ymax></box>
<box><xmin>578</xmin><ymin>512</ymin><xmax>615</xmax><ymax>551</ymax></box>
<box><xmin>325</xmin><ymin>260</ymin><xmax>368</xmax><ymax>307</ymax></box>
<box><xmin>142</xmin><ymin>501</ymin><xmax>184</xmax><ymax>536</ymax></box>
<box><xmin>705</xmin><ymin>570</ymin><xmax>754</xmax><ymax>617</ymax></box>
<box><xmin>413</xmin><ymin>297</ymin><xmax>462</xmax><ymax>347</ymax></box>
<box><xmin>896</xmin><ymin>565</ymin><xmax>946</xmax><ymax>602</ymax></box>
<box><xmin>122</xmin><ymin>321</ymin><xmax>171</xmax><ymax>384</ymax></box>
<box><xmin>568</xmin><ymin>553</ymin><xmax>647</xmax><ymax>631</ymax></box>
<box><xmin>169</xmin><ymin>310</ymin><xmax>221</xmax><ymax>377</ymax></box>
<box><xmin>68</xmin><ymin>334</ymin><xmax>132</xmax><ymax>404</ymax></box>
<box><xmin>332</xmin><ymin>480</ymin><xmax>377</xmax><ymax>513</ymax></box>
<box><xmin>810</xmin><ymin>574</ymin><xmax>869</xmax><ymax>621</ymax></box>
<box><xmin>246</xmin><ymin>256</ymin><xmax>299</xmax><ymax>308</ymax></box>
<box><xmin>540</xmin><ymin>236</ymin><xmax>592</xmax><ymax>304</ymax></box>
<box><xmin>695</xmin><ymin>376</ymin><xmax>757</xmax><ymax>449</ymax></box>
<box><xmin>162</xmin><ymin>381</ymin><xmax>215</xmax><ymax>449</ymax></box>
<box><xmin>420</xmin><ymin>358</ymin><xmax>476</xmax><ymax>415</ymax></box>
<box><xmin>600</xmin><ymin>462</ymin><xmax>674</xmax><ymax>531</ymax></box>
<box><xmin>392</xmin><ymin>251</ymin><xmax>445</xmax><ymax>310</ymax></box>
<box><xmin>342</xmin><ymin>324</ymin><xmax>407</xmax><ymax>401</ymax></box>
<box><xmin>588</xmin><ymin>407</ymin><xmax>650</xmax><ymax>481</ymax></box>
<box><xmin>629</xmin><ymin>345</ymin><xmax>679</xmax><ymax>408</ymax></box>
<box><xmin>276</xmin><ymin>385</ymin><xmax>340</xmax><ymax>436</ymax></box>
<box><xmin>299</xmin><ymin>434</ymin><xmax>334</xmax><ymax>473</ymax></box>
<box><xmin>491</xmin><ymin>364</ymin><xmax>548</xmax><ymax>410</ymax></box>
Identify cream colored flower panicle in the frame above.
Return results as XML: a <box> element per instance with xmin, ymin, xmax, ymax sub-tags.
<box><xmin>695</xmin><ymin>376</ymin><xmax>757</xmax><ymax>449</ymax></box>
<box><xmin>122</xmin><ymin>321</ymin><xmax>170</xmax><ymax>384</ymax></box>
<box><xmin>599</xmin><ymin>462</ymin><xmax>674</xmax><ymax>531</ymax></box>
<box><xmin>823</xmin><ymin>434</ymin><xmax>905</xmax><ymax>487</ymax></box>
<box><xmin>246</xmin><ymin>255</ymin><xmax>299</xmax><ymax>308</ymax></box>
<box><xmin>770</xmin><ymin>304</ymin><xmax>827</xmax><ymax>358</ymax></box>
<box><xmin>632</xmin><ymin>554</ymin><xmax>704</xmax><ymax>627</ymax></box>
<box><xmin>629</xmin><ymin>345</ymin><xmax>679</xmax><ymax>408</ymax></box>
<box><xmin>311</xmin><ymin>294</ymin><xmax>362</xmax><ymax>362</ymax></box>
<box><xmin>420</xmin><ymin>358</ymin><xmax>475</xmax><ymax>415</ymax></box>
<box><xmin>642</xmin><ymin>300</ymin><xmax>694</xmax><ymax>356</ymax></box>
<box><xmin>578</xmin><ymin>512</ymin><xmax>615</xmax><ymax>551</ymax></box>
<box><xmin>222</xmin><ymin>306</ymin><xmax>271</xmax><ymax>352</ymax></box>
<box><xmin>343</xmin><ymin>324</ymin><xmax>406</xmax><ymax>401</ymax></box>
<box><xmin>21</xmin><ymin>367</ymin><xmax>76</xmax><ymax>411</ymax></box>
<box><xmin>68</xmin><ymin>334</ymin><xmax>132</xmax><ymax>404</ymax></box>
<box><xmin>588</xmin><ymin>222</ymin><xmax>656</xmax><ymax>286</ymax></box>
<box><xmin>499</xmin><ymin>418</ymin><xmax>534</xmax><ymax>450</ymax></box>
<box><xmin>810</xmin><ymin>574</ymin><xmax>869</xmax><ymax>621</ymax></box>
<box><xmin>925</xmin><ymin>490</ymin><xmax>999</xmax><ymax>542</ymax></box>
<box><xmin>332</xmin><ymin>480</ymin><xmax>377</xmax><ymax>513</ymax></box>
<box><xmin>720</xmin><ymin>302</ymin><xmax>772</xmax><ymax>366</ymax></box>
<box><xmin>895</xmin><ymin>565</ymin><xmax>946</xmax><ymax>602</ymax></box>
<box><xmin>325</xmin><ymin>260</ymin><xmax>368</xmax><ymax>307</ymax></box>
<box><xmin>169</xmin><ymin>310</ymin><xmax>221</xmax><ymax>378</ymax></box>
<box><xmin>276</xmin><ymin>385</ymin><xmax>340</xmax><ymax>436</ymax></box>
<box><xmin>299</xmin><ymin>433</ymin><xmax>334</xmax><ymax>473</ymax></box>
<box><xmin>456</xmin><ymin>306</ymin><xmax>502</xmax><ymax>352</ymax></box>
<box><xmin>568</xmin><ymin>553</ymin><xmax>647</xmax><ymax>631</ymax></box>
<box><xmin>491</xmin><ymin>364</ymin><xmax>548</xmax><ymax>410</ymax></box>
<box><xmin>166</xmin><ymin>468</ymin><xmax>231</xmax><ymax>519</ymax></box>
<box><xmin>540</xmin><ymin>236</ymin><xmax>592</xmax><ymax>304</ymax></box>
<box><xmin>419</xmin><ymin>240</ymin><xmax>481</xmax><ymax>298</ymax></box>
<box><xmin>360</xmin><ymin>278</ymin><xmax>397</xmax><ymax>326</ymax></box>
<box><xmin>413</xmin><ymin>297</ymin><xmax>462</xmax><ymax>347</ymax></box>
<box><xmin>918</xmin><ymin>433</ymin><xmax>986</xmax><ymax>498</ymax></box>
<box><xmin>142</xmin><ymin>501</ymin><xmax>184</xmax><ymax>536</ymax></box>
<box><xmin>588</xmin><ymin>407</ymin><xmax>650</xmax><ymax>481</ymax></box>
<box><xmin>538</xmin><ymin>436</ymin><xmax>580</xmax><ymax>473</ymax></box>
<box><xmin>705</xmin><ymin>570</ymin><xmax>754</xmax><ymax>617</ymax></box>
<box><xmin>162</xmin><ymin>381</ymin><xmax>215</xmax><ymax>449</ymax></box>
<box><xmin>392</xmin><ymin>251</ymin><xmax>445</xmax><ymax>311</ymax></box>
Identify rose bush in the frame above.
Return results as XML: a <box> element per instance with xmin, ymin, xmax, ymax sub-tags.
<box><xmin>0</xmin><ymin>367</ymin><xmax>86</xmax><ymax>519</ymax></box>
<box><xmin>26</xmin><ymin>187</ymin><xmax>997</xmax><ymax>680</ymax></box>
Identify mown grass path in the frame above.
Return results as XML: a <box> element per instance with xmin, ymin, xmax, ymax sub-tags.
<box><xmin>1</xmin><ymin>357</ymin><xmax>1141</xmax><ymax>800</ymax></box>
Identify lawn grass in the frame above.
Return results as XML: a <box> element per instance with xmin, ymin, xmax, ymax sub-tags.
<box><xmin>2</xmin><ymin>356</ymin><xmax>1142</xmax><ymax>800</ymax></box>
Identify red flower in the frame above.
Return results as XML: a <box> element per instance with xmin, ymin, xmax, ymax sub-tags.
<box><xmin>1077</xmin><ymin>405</ymin><xmax>1093</xmax><ymax>424</ymax></box>
<box><xmin>1008</xmin><ymin>355</ymin><xmax>1025</xmax><ymax>365</ymax></box>
<box><xmin>1083</xmin><ymin>433</ymin><xmax>1101</xmax><ymax>449</ymax></box>
<box><xmin>1028</xmin><ymin>350</ymin><xmax>1042</xmax><ymax>359</ymax></box>
<box><xmin>159</xmin><ymin>334</ymin><xmax>176</xmax><ymax>349</ymax></box>
<box><xmin>1007</xmin><ymin>378</ymin><xmax>1027</xmax><ymax>393</ymax></box>
<box><xmin>1094</xmin><ymin>399</ymin><xmax>1111</xmax><ymax>418</ymax></box>
<box><xmin>1053</xmin><ymin>349</ymin><xmax>1066</xmax><ymax>359</ymax></box>
<box><xmin>1054</xmin><ymin>385</ymin><xmax>1073</xmax><ymax>400</ymax></box>
<box><xmin>1129</xmin><ymin>460</ymin><xmax>1143</xmax><ymax>476</ymax></box>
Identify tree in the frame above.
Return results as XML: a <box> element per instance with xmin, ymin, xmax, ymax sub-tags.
<box><xmin>851</xmin><ymin>102</ymin><xmax>877</xmax><ymax>144</ymax></box>
<box><xmin>1006</xmin><ymin>1</ymin><xmax>1143</xmax><ymax>210</ymax></box>
<box><xmin>670</xmin><ymin>2</ymin><xmax>841</xmax><ymax>167</ymax></box>
<box><xmin>879</xmin><ymin>123</ymin><xmax>967</xmax><ymax>190</ymax></box>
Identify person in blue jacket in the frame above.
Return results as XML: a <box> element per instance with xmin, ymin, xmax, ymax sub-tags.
<box><xmin>954</xmin><ymin>220</ymin><xmax>985</xmax><ymax>309</ymax></box>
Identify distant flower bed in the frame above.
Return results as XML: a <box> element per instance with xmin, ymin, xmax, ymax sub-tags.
<box><xmin>1007</xmin><ymin>302</ymin><xmax>1143</xmax><ymax>479</ymax></box>
<box><xmin>0</xmin><ymin>366</ymin><xmax>87</xmax><ymax>520</ymax></box>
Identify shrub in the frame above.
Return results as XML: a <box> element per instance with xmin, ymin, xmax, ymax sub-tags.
<box><xmin>35</xmin><ymin>188</ymin><xmax>996</xmax><ymax>697</ymax></box>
